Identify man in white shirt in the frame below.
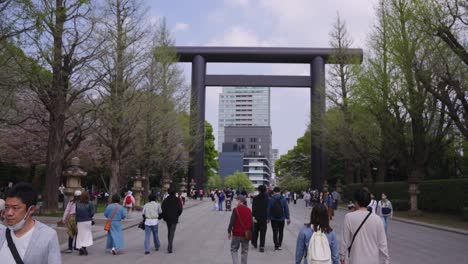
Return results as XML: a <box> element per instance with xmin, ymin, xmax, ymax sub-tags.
<box><xmin>340</xmin><ymin>189</ymin><xmax>389</xmax><ymax>264</ymax></box>
<box><xmin>0</xmin><ymin>182</ymin><xmax>61</xmax><ymax>264</ymax></box>
<box><xmin>367</xmin><ymin>193</ymin><xmax>378</xmax><ymax>214</ymax></box>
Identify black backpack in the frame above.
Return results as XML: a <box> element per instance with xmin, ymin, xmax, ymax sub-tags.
<box><xmin>270</xmin><ymin>197</ymin><xmax>284</xmax><ymax>218</ymax></box>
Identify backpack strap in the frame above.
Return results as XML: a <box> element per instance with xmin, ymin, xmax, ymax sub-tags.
<box><xmin>348</xmin><ymin>211</ymin><xmax>372</xmax><ymax>256</ymax></box>
<box><xmin>6</xmin><ymin>228</ymin><xmax>25</xmax><ymax>264</ymax></box>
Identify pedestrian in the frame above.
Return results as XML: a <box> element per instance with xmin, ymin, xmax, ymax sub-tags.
<box><xmin>285</xmin><ymin>191</ymin><xmax>291</xmax><ymax>204</ymax></box>
<box><xmin>340</xmin><ymin>189</ymin><xmax>389</xmax><ymax>264</ymax></box>
<box><xmin>0</xmin><ymin>182</ymin><xmax>61</xmax><ymax>263</ymax></box>
<box><xmin>75</xmin><ymin>191</ymin><xmax>94</xmax><ymax>256</ymax></box>
<box><xmin>199</xmin><ymin>189</ymin><xmax>204</xmax><ymax>200</ymax></box>
<box><xmin>367</xmin><ymin>193</ymin><xmax>378</xmax><ymax>214</ymax></box>
<box><xmin>267</xmin><ymin>187</ymin><xmax>291</xmax><ymax>251</ymax></box>
<box><xmin>228</xmin><ymin>195</ymin><xmax>252</xmax><ymax>264</ymax></box>
<box><xmin>377</xmin><ymin>192</ymin><xmax>393</xmax><ymax>234</ymax></box>
<box><xmin>303</xmin><ymin>192</ymin><xmax>310</xmax><ymax>208</ymax></box>
<box><xmin>251</xmin><ymin>185</ymin><xmax>269</xmax><ymax>252</ymax></box>
<box><xmin>62</xmin><ymin>190</ymin><xmax>80</xmax><ymax>253</ymax></box>
<box><xmin>0</xmin><ymin>198</ymin><xmax>5</xmax><ymax>226</ymax></box>
<box><xmin>161</xmin><ymin>187</ymin><xmax>183</xmax><ymax>253</ymax></box>
<box><xmin>295</xmin><ymin>203</ymin><xmax>339</xmax><ymax>264</ymax></box>
<box><xmin>331</xmin><ymin>189</ymin><xmax>340</xmax><ymax>210</ymax></box>
<box><xmin>143</xmin><ymin>193</ymin><xmax>162</xmax><ymax>254</ymax></box>
<box><xmin>123</xmin><ymin>190</ymin><xmax>135</xmax><ymax>215</ymax></box>
<box><xmin>181</xmin><ymin>191</ymin><xmax>187</xmax><ymax>205</ymax></box>
<box><xmin>324</xmin><ymin>191</ymin><xmax>335</xmax><ymax>220</ymax></box>
<box><xmin>219</xmin><ymin>191</ymin><xmax>225</xmax><ymax>211</ymax></box>
<box><xmin>293</xmin><ymin>192</ymin><xmax>298</xmax><ymax>205</ymax></box>
<box><xmin>211</xmin><ymin>191</ymin><xmax>218</xmax><ymax>211</ymax></box>
<box><xmin>105</xmin><ymin>194</ymin><xmax>127</xmax><ymax>255</ymax></box>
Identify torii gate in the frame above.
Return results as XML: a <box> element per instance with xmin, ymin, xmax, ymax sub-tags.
<box><xmin>175</xmin><ymin>46</ymin><xmax>363</xmax><ymax>191</ymax></box>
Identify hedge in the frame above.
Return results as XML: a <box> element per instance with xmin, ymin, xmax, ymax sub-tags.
<box><xmin>462</xmin><ymin>208</ymin><xmax>468</xmax><ymax>222</ymax></box>
<box><xmin>419</xmin><ymin>179</ymin><xmax>468</xmax><ymax>214</ymax></box>
<box><xmin>342</xmin><ymin>179</ymin><xmax>468</xmax><ymax>215</ymax></box>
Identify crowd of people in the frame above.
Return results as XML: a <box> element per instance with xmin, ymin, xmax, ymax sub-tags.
<box><xmin>0</xmin><ymin>181</ymin><xmax>393</xmax><ymax>264</ymax></box>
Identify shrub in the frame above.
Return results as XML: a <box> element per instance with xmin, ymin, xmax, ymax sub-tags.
<box><xmin>392</xmin><ymin>199</ymin><xmax>410</xmax><ymax>211</ymax></box>
<box><xmin>418</xmin><ymin>179</ymin><xmax>468</xmax><ymax>214</ymax></box>
<box><xmin>462</xmin><ymin>207</ymin><xmax>468</xmax><ymax>222</ymax></box>
<box><xmin>342</xmin><ymin>179</ymin><xmax>468</xmax><ymax>215</ymax></box>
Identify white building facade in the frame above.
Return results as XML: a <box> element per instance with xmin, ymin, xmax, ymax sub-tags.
<box><xmin>218</xmin><ymin>87</ymin><xmax>270</xmax><ymax>152</ymax></box>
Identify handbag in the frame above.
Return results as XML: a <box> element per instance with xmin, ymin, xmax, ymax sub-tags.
<box><xmin>235</xmin><ymin>207</ymin><xmax>252</xmax><ymax>241</ymax></box>
<box><xmin>138</xmin><ymin>215</ymin><xmax>146</xmax><ymax>230</ymax></box>
<box><xmin>105</xmin><ymin>204</ymin><xmax>120</xmax><ymax>231</ymax></box>
<box><xmin>6</xmin><ymin>228</ymin><xmax>25</xmax><ymax>264</ymax></box>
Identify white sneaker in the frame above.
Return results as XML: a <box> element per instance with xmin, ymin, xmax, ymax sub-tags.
<box><xmin>111</xmin><ymin>248</ymin><xmax>117</xmax><ymax>255</ymax></box>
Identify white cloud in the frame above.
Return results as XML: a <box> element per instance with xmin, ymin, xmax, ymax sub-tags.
<box><xmin>208</xmin><ymin>26</ymin><xmax>271</xmax><ymax>47</ymax></box>
<box><xmin>224</xmin><ymin>0</ymin><xmax>250</xmax><ymax>8</ymax></box>
<box><xmin>174</xmin><ymin>22</ymin><xmax>189</xmax><ymax>32</ymax></box>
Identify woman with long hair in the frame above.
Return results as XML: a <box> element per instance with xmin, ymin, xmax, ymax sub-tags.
<box><xmin>76</xmin><ymin>191</ymin><xmax>95</xmax><ymax>255</ymax></box>
<box><xmin>295</xmin><ymin>203</ymin><xmax>339</xmax><ymax>264</ymax></box>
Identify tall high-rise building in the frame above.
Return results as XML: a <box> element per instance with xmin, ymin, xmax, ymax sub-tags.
<box><xmin>218</xmin><ymin>87</ymin><xmax>270</xmax><ymax>152</ymax></box>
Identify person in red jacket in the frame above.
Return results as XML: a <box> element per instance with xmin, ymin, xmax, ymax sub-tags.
<box><xmin>228</xmin><ymin>195</ymin><xmax>253</xmax><ymax>264</ymax></box>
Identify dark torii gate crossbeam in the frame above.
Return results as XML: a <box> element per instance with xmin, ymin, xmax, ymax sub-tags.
<box><xmin>175</xmin><ymin>46</ymin><xmax>363</xmax><ymax>191</ymax></box>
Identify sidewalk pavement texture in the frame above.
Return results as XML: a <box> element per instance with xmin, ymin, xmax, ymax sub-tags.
<box><xmin>59</xmin><ymin>199</ymin><xmax>467</xmax><ymax>264</ymax></box>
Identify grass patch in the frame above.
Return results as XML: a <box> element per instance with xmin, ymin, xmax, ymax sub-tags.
<box><xmin>394</xmin><ymin>210</ymin><xmax>468</xmax><ymax>231</ymax></box>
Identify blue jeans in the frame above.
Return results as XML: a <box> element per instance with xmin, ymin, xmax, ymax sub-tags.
<box><xmin>381</xmin><ymin>216</ymin><xmax>389</xmax><ymax>234</ymax></box>
<box><xmin>218</xmin><ymin>201</ymin><xmax>223</xmax><ymax>211</ymax></box>
<box><xmin>144</xmin><ymin>224</ymin><xmax>160</xmax><ymax>252</ymax></box>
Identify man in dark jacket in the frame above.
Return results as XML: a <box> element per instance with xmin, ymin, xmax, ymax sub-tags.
<box><xmin>251</xmin><ymin>185</ymin><xmax>269</xmax><ymax>252</ymax></box>
<box><xmin>161</xmin><ymin>187</ymin><xmax>183</xmax><ymax>253</ymax></box>
<box><xmin>267</xmin><ymin>187</ymin><xmax>290</xmax><ymax>251</ymax></box>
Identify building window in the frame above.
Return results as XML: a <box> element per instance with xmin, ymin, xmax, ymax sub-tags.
<box><xmin>250</xmin><ymin>145</ymin><xmax>256</xmax><ymax>149</ymax></box>
<box><xmin>250</xmin><ymin>137</ymin><xmax>256</xmax><ymax>142</ymax></box>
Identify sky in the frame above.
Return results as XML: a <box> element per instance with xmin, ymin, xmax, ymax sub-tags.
<box><xmin>147</xmin><ymin>0</ymin><xmax>378</xmax><ymax>156</ymax></box>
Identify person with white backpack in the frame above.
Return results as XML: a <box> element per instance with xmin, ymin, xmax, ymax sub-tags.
<box><xmin>295</xmin><ymin>203</ymin><xmax>339</xmax><ymax>264</ymax></box>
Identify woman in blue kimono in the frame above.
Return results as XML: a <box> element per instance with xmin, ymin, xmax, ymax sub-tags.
<box><xmin>104</xmin><ymin>194</ymin><xmax>127</xmax><ymax>255</ymax></box>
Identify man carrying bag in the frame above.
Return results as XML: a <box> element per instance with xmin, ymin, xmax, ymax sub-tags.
<box><xmin>228</xmin><ymin>195</ymin><xmax>252</xmax><ymax>264</ymax></box>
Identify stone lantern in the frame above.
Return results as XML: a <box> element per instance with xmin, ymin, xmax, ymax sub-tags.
<box><xmin>131</xmin><ymin>170</ymin><xmax>145</xmax><ymax>206</ymax></box>
<box><xmin>63</xmin><ymin>157</ymin><xmax>87</xmax><ymax>203</ymax></box>
<box><xmin>335</xmin><ymin>179</ymin><xmax>343</xmax><ymax>194</ymax></box>
<box><xmin>180</xmin><ymin>177</ymin><xmax>187</xmax><ymax>193</ymax></box>
<box><xmin>323</xmin><ymin>180</ymin><xmax>329</xmax><ymax>192</ymax></box>
<box><xmin>189</xmin><ymin>178</ymin><xmax>196</xmax><ymax>193</ymax></box>
<box><xmin>162</xmin><ymin>177</ymin><xmax>172</xmax><ymax>194</ymax></box>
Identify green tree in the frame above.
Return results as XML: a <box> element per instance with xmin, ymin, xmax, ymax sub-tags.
<box><xmin>224</xmin><ymin>171</ymin><xmax>254</xmax><ymax>193</ymax></box>
<box><xmin>207</xmin><ymin>174</ymin><xmax>222</xmax><ymax>190</ymax></box>
<box><xmin>96</xmin><ymin>0</ymin><xmax>148</xmax><ymax>194</ymax></box>
<box><xmin>204</xmin><ymin>121</ymin><xmax>219</xmax><ymax>182</ymax></box>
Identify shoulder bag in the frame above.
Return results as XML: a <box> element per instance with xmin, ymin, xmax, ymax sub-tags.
<box><xmin>348</xmin><ymin>211</ymin><xmax>372</xmax><ymax>255</ymax></box>
<box><xmin>104</xmin><ymin>204</ymin><xmax>120</xmax><ymax>231</ymax></box>
<box><xmin>6</xmin><ymin>228</ymin><xmax>25</xmax><ymax>264</ymax></box>
<box><xmin>235</xmin><ymin>207</ymin><xmax>252</xmax><ymax>241</ymax></box>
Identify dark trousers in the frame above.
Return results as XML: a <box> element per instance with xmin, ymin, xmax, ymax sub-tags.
<box><xmin>166</xmin><ymin>222</ymin><xmax>177</xmax><ymax>251</ymax></box>
<box><xmin>271</xmin><ymin>220</ymin><xmax>285</xmax><ymax>248</ymax></box>
<box><xmin>68</xmin><ymin>236</ymin><xmax>77</xmax><ymax>250</ymax></box>
<box><xmin>252</xmin><ymin>221</ymin><xmax>267</xmax><ymax>248</ymax></box>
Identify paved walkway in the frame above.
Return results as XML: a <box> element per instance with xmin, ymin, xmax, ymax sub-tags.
<box><xmin>60</xmin><ymin>199</ymin><xmax>468</xmax><ymax>263</ymax></box>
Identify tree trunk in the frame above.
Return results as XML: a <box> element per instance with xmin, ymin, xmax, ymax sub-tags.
<box><xmin>109</xmin><ymin>149</ymin><xmax>120</xmax><ymax>196</ymax></box>
<box><xmin>344</xmin><ymin>159</ymin><xmax>354</xmax><ymax>184</ymax></box>
<box><xmin>377</xmin><ymin>158</ymin><xmax>386</xmax><ymax>182</ymax></box>
<box><xmin>43</xmin><ymin>113</ymin><xmax>66</xmax><ymax>213</ymax></box>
